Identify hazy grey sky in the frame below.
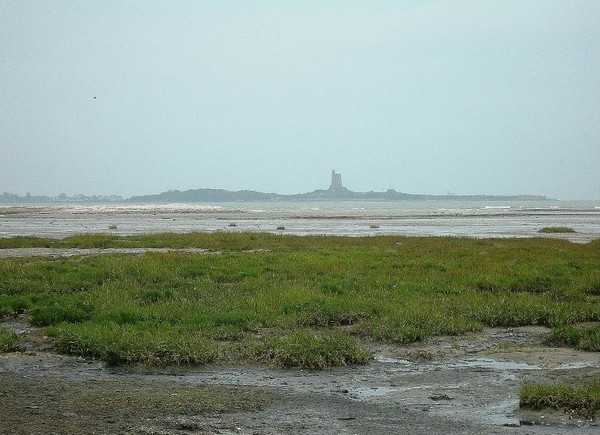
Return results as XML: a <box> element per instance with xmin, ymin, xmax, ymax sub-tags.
<box><xmin>1</xmin><ymin>1</ymin><xmax>599</xmax><ymax>199</ymax></box>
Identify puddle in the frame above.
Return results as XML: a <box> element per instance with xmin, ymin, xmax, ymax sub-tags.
<box><xmin>373</xmin><ymin>355</ymin><xmax>411</xmax><ymax>365</ymax></box>
<box><xmin>556</xmin><ymin>362</ymin><xmax>596</xmax><ymax>370</ymax></box>
<box><xmin>0</xmin><ymin>319</ymin><xmax>31</xmax><ymax>334</ymax></box>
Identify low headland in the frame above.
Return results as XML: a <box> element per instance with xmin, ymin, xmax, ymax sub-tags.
<box><xmin>1</xmin><ymin>187</ymin><xmax>549</xmax><ymax>204</ymax></box>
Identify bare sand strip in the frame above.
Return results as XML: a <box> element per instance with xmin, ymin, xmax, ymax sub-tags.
<box><xmin>0</xmin><ymin>247</ymin><xmax>217</xmax><ymax>258</ymax></box>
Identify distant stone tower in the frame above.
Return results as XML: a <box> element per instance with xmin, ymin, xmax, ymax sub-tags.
<box><xmin>330</xmin><ymin>170</ymin><xmax>343</xmax><ymax>189</ymax></box>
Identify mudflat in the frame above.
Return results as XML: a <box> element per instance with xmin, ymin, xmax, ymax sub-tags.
<box><xmin>1</xmin><ymin>323</ymin><xmax>599</xmax><ymax>435</ymax></box>
<box><xmin>1</xmin><ymin>202</ymin><xmax>599</xmax><ymax>241</ymax></box>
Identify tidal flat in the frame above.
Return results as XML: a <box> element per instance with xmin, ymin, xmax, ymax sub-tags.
<box><xmin>1</xmin><ymin>200</ymin><xmax>599</xmax><ymax>242</ymax></box>
<box><xmin>1</xmin><ymin>233</ymin><xmax>599</xmax><ymax>433</ymax></box>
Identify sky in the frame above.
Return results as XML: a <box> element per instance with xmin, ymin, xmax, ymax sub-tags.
<box><xmin>1</xmin><ymin>1</ymin><xmax>599</xmax><ymax>200</ymax></box>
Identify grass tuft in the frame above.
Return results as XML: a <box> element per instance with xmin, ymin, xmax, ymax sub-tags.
<box><xmin>48</xmin><ymin>323</ymin><xmax>218</xmax><ymax>366</ymax></box>
<box><xmin>0</xmin><ymin>295</ymin><xmax>32</xmax><ymax>316</ymax></box>
<box><xmin>520</xmin><ymin>382</ymin><xmax>600</xmax><ymax>417</ymax></box>
<box><xmin>547</xmin><ymin>324</ymin><xmax>600</xmax><ymax>351</ymax></box>
<box><xmin>253</xmin><ymin>331</ymin><xmax>370</xmax><ymax>369</ymax></box>
<box><xmin>30</xmin><ymin>299</ymin><xmax>94</xmax><ymax>326</ymax></box>
<box><xmin>0</xmin><ymin>326</ymin><xmax>22</xmax><ymax>352</ymax></box>
<box><xmin>538</xmin><ymin>226</ymin><xmax>576</xmax><ymax>233</ymax></box>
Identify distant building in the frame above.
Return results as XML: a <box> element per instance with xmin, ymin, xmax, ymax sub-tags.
<box><xmin>330</xmin><ymin>170</ymin><xmax>343</xmax><ymax>189</ymax></box>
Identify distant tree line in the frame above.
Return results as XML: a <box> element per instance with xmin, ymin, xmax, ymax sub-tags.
<box><xmin>0</xmin><ymin>192</ymin><xmax>124</xmax><ymax>204</ymax></box>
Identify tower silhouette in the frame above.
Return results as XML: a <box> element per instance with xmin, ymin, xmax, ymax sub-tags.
<box><xmin>330</xmin><ymin>170</ymin><xmax>343</xmax><ymax>189</ymax></box>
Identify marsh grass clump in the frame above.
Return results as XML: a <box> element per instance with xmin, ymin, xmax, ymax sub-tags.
<box><xmin>253</xmin><ymin>331</ymin><xmax>370</xmax><ymax>369</ymax></box>
<box><xmin>291</xmin><ymin>298</ymin><xmax>367</xmax><ymax>327</ymax></box>
<box><xmin>0</xmin><ymin>236</ymin><xmax>54</xmax><ymax>249</ymax></box>
<box><xmin>0</xmin><ymin>326</ymin><xmax>22</xmax><ymax>352</ymax></box>
<box><xmin>136</xmin><ymin>288</ymin><xmax>174</xmax><ymax>305</ymax></box>
<box><xmin>48</xmin><ymin>323</ymin><xmax>218</xmax><ymax>366</ymax></box>
<box><xmin>538</xmin><ymin>226</ymin><xmax>576</xmax><ymax>233</ymax></box>
<box><xmin>0</xmin><ymin>295</ymin><xmax>32</xmax><ymax>316</ymax></box>
<box><xmin>547</xmin><ymin>324</ymin><xmax>600</xmax><ymax>351</ymax></box>
<box><xmin>363</xmin><ymin>309</ymin><xmax>482</xmax><ymax>343</ymax></box>
<box><xmin>30</xmin><ymin>298</ymin><xmax>94</xmax><ymax>326</ymax></box>
<box><xmin>520</xmin><ymin>382</ymin><xmax>600</xmax><ymax>417</ymax></box>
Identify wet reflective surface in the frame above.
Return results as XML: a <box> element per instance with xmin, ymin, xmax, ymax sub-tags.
<box><xmin>1</xmin><ymin>200</ymin><xmax>599</xmax><ymax>242</ymax></box>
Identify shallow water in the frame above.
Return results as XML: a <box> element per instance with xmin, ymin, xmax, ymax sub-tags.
<box><xmin>1</xmin><ymin>200</ymin><xmax>599</xmax><ymax>241</ymax></box>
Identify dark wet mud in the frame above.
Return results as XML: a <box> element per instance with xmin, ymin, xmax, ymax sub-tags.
<box><xmin>1</xmin><ymin>320</ymin><xmax>599</xmax><ymax>434</ymax></box>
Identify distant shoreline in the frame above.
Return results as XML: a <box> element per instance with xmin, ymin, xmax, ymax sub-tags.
<box><xmin>1</xmin><ymin>187</ymin><xmax>551</xmax><ymax>205</ymax></box>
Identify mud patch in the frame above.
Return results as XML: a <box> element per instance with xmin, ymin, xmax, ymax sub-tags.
<box><xmin>0</xmin><ymin>364</ymin><xmax>277</xmax><ymax>435</ymax></box>
<box><xmin>1</xmin><ymin>325</ymin><xmax>599</xmax><ymax>434</ymax></box>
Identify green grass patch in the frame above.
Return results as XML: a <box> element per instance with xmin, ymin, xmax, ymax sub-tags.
<box><xmin>0</xmin><ymin>326</ymin><xmax>22</xmax><ymax>352</ymax></box>
<box><xmin>538</xmin><ymin>226</ymin><xmax>577</xmax><ymax>233</ymax></box>
<box><xmin>520</xmin><ymin>382</ymin><xmax>600</xmax><ymax>417</ymax></box>
<box><xmin>0</xmin><ymin>295</ymin><xmax>32</xmax><ymax>316</ymax></box>
<box><xmin>48</xmin><ymin>323</ymin><xmax>218</xmax><ymax>366</ymax></box>
<box><xmin>30</xmin><ymin>297</ymin><xmax>94</xmax><ymax>326</ymax></box>
<box><xmin>252</xmin><ymin>330</ymin><xmax>370</xmax><ymax>369</ymax></box>
<box><xmin>0</xmin><ymin>231</ymin><xmax>294</xmax><ymax>250</ymax></box>
<box><xmin>547</xmin><ymin>324</ymin><xmax>600</xmax><ymax>351</ymax></box>
<box><xmin>1</xmin><ymin>234</ymin><xmax>599</xmax><ymax>367</ymax></box>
